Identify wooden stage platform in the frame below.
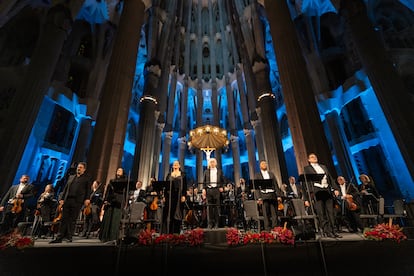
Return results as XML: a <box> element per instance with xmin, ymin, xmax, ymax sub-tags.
<box><xmin>1</xmin><ymin>228</ymin><xmax>414</xmax><ymax>276</ymax></box>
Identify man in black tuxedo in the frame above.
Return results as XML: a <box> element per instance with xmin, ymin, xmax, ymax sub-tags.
<box><xmin>50</xmin><ymin>162</ymin><xmax>92</xmax><ymax>243</ymax></box>
<box><xmin>254</xmin><ymin>160</ymin><xmax>281</xmax><ymax>231</ymax></box>
<box><xmin>0</xmin><ymin>174</ymin><xmax>35</xmax><ymax>234</ymax></box>
<box><xmin>286</xmin><ymin>176</ymin><xmax>303</xmax><ymax>199</ymax></box>
<box><xmin>203</xmin><ymin>158</ymin><xmax>226</xmax><ymax>229</ymax></box>
<box><xmin>303</xmin><ymin>153</ymin><xmax>341</xmax><ymax>238</ymax></box>
<box><xmin>132</xmin><ymin>180</ymin><xmax>146</xmax><ymax>203</ymax></box>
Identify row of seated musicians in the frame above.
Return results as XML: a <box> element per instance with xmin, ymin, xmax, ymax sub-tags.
<box><xmin>17</xmin><ymin>185</ymin><xmax>403</xmax><ymax>238</ymax></box>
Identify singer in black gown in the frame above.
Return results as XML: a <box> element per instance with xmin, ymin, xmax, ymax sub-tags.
<box><xmin>164</xmin><ymin>160</ymin><xmax>187</xmax><ymax>234</ymax></box>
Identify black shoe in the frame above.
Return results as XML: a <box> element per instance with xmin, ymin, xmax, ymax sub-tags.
<box><xmin>49</xmin><ymin>238</ymin><xmax>62</xmax><ymax>244</ymax></box>
<box><xmin>332</xmin><ymin>232</ymin><xmax>342</xmax><ymax>238</ymax></box>
<box><xmin>65</xmin><ymin>238</ymin><xmax>73</xmax><ymax>242</ymax></box>
<box><xmin>325</xmin><ymin>232</ymin><xmax>335</xmax><ymax>238</ymax></box>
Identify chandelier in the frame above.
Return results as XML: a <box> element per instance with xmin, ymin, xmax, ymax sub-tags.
<box><xmin>187</xmin><ymin>125</ymin><xmax>229</xmax><ymax>160</ymax></box>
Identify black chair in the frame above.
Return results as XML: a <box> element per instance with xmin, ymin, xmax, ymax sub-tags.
<box><xmin>360</xmin><ymin>196</ymin><xmax>384</xmax><ymax>227</ymax></box>
<box><xmin>290</xmin><ymin>199</ymin><xmax>317</xmax><ymax>240</ymax></box>
<box><xmin>243</xmin><ymin>200</ymin><xmax>264</xmax><ymax>232</ymax></box>
<box><xmin>383</xmin><ymin>199</ymin><xmax>406</xmax><ymax>226</ymax></box>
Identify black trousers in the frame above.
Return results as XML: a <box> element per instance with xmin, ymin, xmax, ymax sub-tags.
<box><xmin>206</xmin><ymin>188</ymin><xmax>220</xmax><ymax>228</ymax></box>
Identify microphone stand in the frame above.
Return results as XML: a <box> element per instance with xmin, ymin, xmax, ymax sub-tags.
<box><xmin>115</xmin><ymin>170</ymin><xmax>131</xmax><ymax>275</ymax></box>
<box><xmin>302</xmin><ymin>173</ymin><xmax>319</xmax><ymax>232</ymax></box>
<box><xmin>166</xmin><ymin>167</ymin><xmax>174</xmax><ymax>235</ymax></box>
<box><xmin>302</xmin><ymin>172</ymin><xmax>328</xmax><ymax>276</ymax></box>
<box><xmin>251</xmin><ymin>177</ymin><xmax>268</xmax><ymax>276</ymax></box>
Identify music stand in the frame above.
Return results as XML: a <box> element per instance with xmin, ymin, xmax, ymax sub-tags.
<box><xmin>298</xmin><ymin>173</ymin><xmax>325</xmax><ymax>184</ymax></box>
<box><xmin>152</xmin><ymin>181</ymin><xmax>170</xmax><ymax>193</ymax></box>
<box><xmin>152</xmin><ymin>181</ymin><xmax>172</xmax><ymax>234</ymax></box>
<box><xmin>111</xmin><ymin>179</ymin><xmax>136</xmax><ymax>194</ymax></box>
<box><xmin>250</xmin><ymin>179</ymin><xmax>274</xmax><ymax>190</ymax></box>
<box><xmin>298</xmin><ymin>173</ymin><xmax>325</xmax><ymax>233</ymax></box>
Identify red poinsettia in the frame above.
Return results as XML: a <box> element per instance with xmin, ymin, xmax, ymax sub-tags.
<box><xmin>137</xmin><ymin>228</ymin><xmax>204</xmax><ymax>246</ymax></box>
<box><xmin>226</xmin><ymin>224</ymin><xmax>295</xmax><ymax>246</ymax></box>
<box><xmin>0</xmin><ymin>230</ymin><xmax>34</xmax><ymax>250</ymax></box>
<box><xmin>364</xmin><ymin>223</ymin><xmax>407</xmax><ymax>243</ymax></box>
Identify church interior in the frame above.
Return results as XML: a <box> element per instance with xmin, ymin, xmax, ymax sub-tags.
<box><xmin>0</xmin><ymin>0</ymin><xmax>414</xmax><ymax>275</ymax></box>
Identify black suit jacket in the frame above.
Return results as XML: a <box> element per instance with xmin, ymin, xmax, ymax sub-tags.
<box><xmin>203</xmin><ymin>169</ymin><xmax>226</xmax><ymax>188</ymax></box>
<box><xmin>286</xmin><ymin>182</ymin><xmax>303</xmax><ymax>199</ymax></box>
<box><xmin>338</xmin><ymin>182</ymin><xmax>362</xmax><ymax>207</ymax></box>
<box><xmin>253</xmin><ymin>171</ymin><xmax>281</xmax><ymax>198</ymax></box>
<box><xmin>303</xmin><ymin>164</ymin><xmax>338</xmax><ymax>201</ymax></box>
<box><xmin>0</xmin><ymin>183</ymin><xmax>35</xmax><ymax>208</ymax></box>
<box><xmin>60</xmin><ymin>173</ymin><xmax>92</xmax><ymax>205</ymax></box>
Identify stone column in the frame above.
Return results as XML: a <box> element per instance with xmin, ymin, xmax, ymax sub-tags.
<box><xmin>226</xmin><ymin>76</ymin><xmax>241</xmax><ymax>182</ymax></box>
<box><xmin>236</xmin><ymin>67</ymin><xmax>257</xmax><ymax>178</ymax></box>
<box><xmin>264</xmin><ymin>0</ymin><xmax>335</xmax><ymax>175</ymax></box>
<box><xmin>341</xmin><ymin>0</ymin><xmax>414</xmax><ymax>178</ymax></box>
<box><xmin>71</xmin><ymin>117</ymin><xmax>93</xmax><ymax>164</ymax></box>
<box><xmin>87</xmin><ymin>0</ymin><xmax>145</xmax><ymax>184</ymax></box>
<box><xmin>0</xmin><ymin>4</ymin><xmax>74</xmax><ymax>190</ymax></box>
<box><xmin>325</xmin><ymin>111</ymin><xmax>358</xmax><ymax>181</ymax></box>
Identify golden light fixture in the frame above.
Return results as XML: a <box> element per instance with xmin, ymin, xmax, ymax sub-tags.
<box><xmin>187</xmin><ymin>125</ymin><xmax>229</xmax><ymax>160</ymax></box>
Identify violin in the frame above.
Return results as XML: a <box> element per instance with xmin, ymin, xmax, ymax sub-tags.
<box><xmin>277</xmin><ymin>198</ymin><xmax>284</xmax><ymax>211</ymax></box>
<box><xmin>150</xmin><ymin>196</ymin><xmax>159</xmax><ymax>211</ymax></box>
<box><xmin>83</xmin><ymin>202</ymin><xmax>92</xmax><ymax>216</ymax></box>
<box><xmin>51</xmin><ymin>202</ymin><xmax>63</xmax><ymax>233</ymax></box>
<box><xmin>11</xmin><ymin>198</ymin><xmax>23</xmax><ymax>214</ymax></box>
<box><xmin>345</xmin><ymin>195</ymin><xmax>358</xmax><ymax>211</ymax></box>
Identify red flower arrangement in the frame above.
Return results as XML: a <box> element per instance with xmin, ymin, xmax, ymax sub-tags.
<box><xmin>137</xmin><ymin>228</ymin><xmax>204</xmax><ymax>246</ymax></box>
<box><xmin>226</xmin><ymin>224</ymin><xmax>295</xmax><ymax>246</ymax></box>
<box><xmin>0</xmin><ymin>230</ymin><xmax>34</xmax><ymax>250</ymax></box>
<box><xmin>363</xmin><ymin>222</ymin><xmax>407</xmax><ymax>243</ymax></box>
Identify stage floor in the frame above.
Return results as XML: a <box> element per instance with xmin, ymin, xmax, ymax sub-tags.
<box><xmin>1</xmin><ymin>228</ymin><xmax>414</xmax><ymax>276</ymax></box>
<box><xmin>31</xmin><ymin>228</ymin><xmax>365</xmax><ymax>247</ymax></box>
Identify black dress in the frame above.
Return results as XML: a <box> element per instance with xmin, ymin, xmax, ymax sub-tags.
<box><xmin>99</xmin><ymin>177</ymin><xmax>126</xmax><ymax>242</ymax></box>
<box><xmin>163</xmin><ymin>172</ymin><xmax>187</xmax><ymax>234</ymax></box>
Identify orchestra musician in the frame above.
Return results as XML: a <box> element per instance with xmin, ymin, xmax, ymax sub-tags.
<box><xmin>80</xmin><ymin>180</ymin><xmax>103</xmax><ymax>238</ymax></box>
<box><xmin>34</xmin><ymin>183</ymin><xmax>56</xmax><ymax>237</ymax></box>
<box><xmin>221</xmin><ymin>183</ymin><xmax>237</xmax><ymax>227</ymax></box>
<box><xmin>358</xmin><ymin>174</ymin><xmax>381</xmax><ymax>216</ymax></box>
<box><xmin>336</xmin><ymin>176</ymin><xmax>363</xmax><ymax>233</ymax></box>
<box><xmin>145</xmin><ymin>177</ymin><xmax>160</xmax><ymax>231</ymax></box>
<box><xmin>0</xmin><ymin>174</ymin><xmax>35</xmax><ymax>234</ymax></box>
<box><xmin>131</xmin><ymin>180</ymin><xmax>146</xmax><ymax>203</ymax></box>
<box><xmin>235</xmin><ymin>178</ymin><xmax>251</xmax><ymax>228</ymax></box>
